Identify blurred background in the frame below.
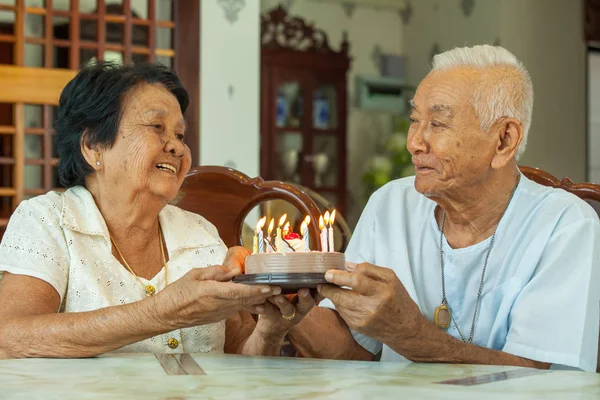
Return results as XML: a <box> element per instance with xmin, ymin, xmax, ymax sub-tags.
<box><xmin>0</xmin><ymin>0</ymin><xmax>597</xmax><ymax>248</ymax></box>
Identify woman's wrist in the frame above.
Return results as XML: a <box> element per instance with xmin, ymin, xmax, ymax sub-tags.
<box><xmin>142</xmin><ymin>293</ymin><xmax>178</xmax><ymax>332</ymax></box>
<box><xmin>255</xmin><ymin>318</ymin><xmax>287</xmax><ymax>346</ymax></box>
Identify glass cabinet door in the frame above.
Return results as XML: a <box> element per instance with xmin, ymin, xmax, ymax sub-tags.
<box><xmin>312</xmin><ymin>83</ymin><xmax>337</xmax><ymax>131</ymax></box>
<box><xmin>274</xmin><ymin>81</ymin><xmax>303</xmax><ymax>129</ymax></box>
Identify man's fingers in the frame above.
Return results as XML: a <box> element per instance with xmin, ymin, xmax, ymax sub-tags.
<box><xmin>317</xmin><ymin>283</ymin><xmax>363</xmax><ymax>309</ymax></box>
<box><xmin>347</xmin><ymin>262</ymin><xmax>396</xmax><ymax>284</ymax></box>
<box><xmin>324</xmin><ymin>269</ymin><xmax>378</xmax><ymax>296</ymax></box>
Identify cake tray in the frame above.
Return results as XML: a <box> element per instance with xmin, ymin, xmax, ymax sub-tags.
<box><xmin>233</xmin><ymin>272</ymin><xmax>328</xmax><ymax>294</ymax></box>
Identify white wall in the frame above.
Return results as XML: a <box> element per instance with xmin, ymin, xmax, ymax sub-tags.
<box><xmin>403</xmin><ymin>0</ymin><xmax>500</xmax><ymax>85</ymax></box>
<box><xmin>589</xmin><ymin>53</ymin><xmax>600</xmax><ymax>183</ymax></box>
<box><xmin>500</xmin><ymin>0</ymin><xmax>586</xmax><ymax>181</ymax></box>
<box><xmin>261</xmin><ymin>0</ymin><xmax>404</xmax><ymax>225</ymax></box>
<box><xmin>199</xmin><ymin>0</ymin><xmax>260</xmax><ymax>178</ymax></box>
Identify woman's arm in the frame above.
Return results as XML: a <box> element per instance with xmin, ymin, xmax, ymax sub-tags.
<box><xmin>0</xmin><ymin>273</ymin><xmax>168</xmax><ymax>358</ymax></box>
<box><xmin>224</xmin><ymin>311</ymin><xmax>284</xmax><ymax>356</ymax></box>
<box><xmin>224</xmin><ymin>289</ymin><xmax>326</xmax><ymax>357</ymax></box>
<box><xmin>0</xmin><ymin>267</ymin><xmax>277</xmax><ymax>359</ymax></box>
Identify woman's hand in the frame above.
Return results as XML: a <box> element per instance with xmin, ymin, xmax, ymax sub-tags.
<box><xmin>247</xmin><ymin>289</ymin><xmax>323</xmax><ymax>344</ymax></box>
<box><xmin>152</xmin><ymin>265</ymin><xmax>280</xmax><ymax>330</ymax></box>
<box><xmin>223</xmin><ymin>246</ymin><xmax>250</xmax><ymax>274</ymax></box>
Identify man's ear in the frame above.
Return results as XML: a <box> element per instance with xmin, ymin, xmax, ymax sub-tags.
<box><xmin>80</xmin><ymin>130</ymin><xmax>102</xmax><ymax>169</ymax></box>
<box><xmin>491</xmin><ymin>117</ymin><xmax>523</xmax><ymax>169</ymax></box>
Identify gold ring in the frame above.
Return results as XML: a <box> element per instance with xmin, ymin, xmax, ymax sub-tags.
<box><xmin>282</xmin><ymin>310</ymin><xmax>296</xmax><ymax>321</ymax></box>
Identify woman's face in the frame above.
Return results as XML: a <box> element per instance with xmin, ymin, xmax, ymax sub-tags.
<box><xmin>98</xmin><ymin>83</ymin><xmax>191</xmax><ymax>202</ymax></box>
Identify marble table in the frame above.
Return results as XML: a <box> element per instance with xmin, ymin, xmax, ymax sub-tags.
<box><xmin>0</xmin><ymin>353</ymin><xmax>599</xmax><ymax>399</ymax></box>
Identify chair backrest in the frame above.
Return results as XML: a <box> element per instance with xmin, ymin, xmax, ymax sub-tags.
<box><xmin>176</xmin><ymin>166</ymin><xmax>324</xmax><ymax>250</ymax></box>
<box><xmin>519</xmin><ymin>166</ymin><xmax>600</xmax><ymax>202</ymax></box>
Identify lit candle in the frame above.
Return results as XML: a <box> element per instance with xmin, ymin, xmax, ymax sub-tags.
<box><xmin>283</xmin><ymin>221</ymin><xmax>290</xmax><ymax>237</ymax></box>
<box><xmin>319</xmin><ymin>215</ymin><xmax>328</xmax><ymax>252</ymax></box>
<box><xmin>252</xmin><ymin>231</ymin><xmax>258</xmax><ymax>255</ymax></box>
<box><xmin>328</xmin><ymin>210</ymin><xmax>336</xmax><ymax>252</ymax></box>
<box><xmin>276</xmin><ymin>214</ymin><xmax>287</xmax><ymax>252</ymax></box>
<box><xmin>301</xmin><ymin>215</ymin><xmax>310</xmax><ymax>251</ymax></box>
<box><xmin>266</xmin><ymin>218</ymin><xmax>275</xmax><ymax>253</ymax></box>
<box><xmin>256</xmin><ymin>217</ymin><xmax>266</xmax><ymax>253</ymax></box>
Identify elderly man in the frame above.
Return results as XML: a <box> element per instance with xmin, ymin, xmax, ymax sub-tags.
<box><xmin>286</xmin><ymin>45</ymin><xmax>600</xmax><ymax>372</ymax></box>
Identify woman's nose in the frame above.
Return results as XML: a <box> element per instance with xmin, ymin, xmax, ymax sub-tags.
<box><xmin>164</xmin><ymin>136</ymin><xmax>185</xmax><ymax>157</ymax></box>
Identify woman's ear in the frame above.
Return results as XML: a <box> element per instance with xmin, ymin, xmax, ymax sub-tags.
<box><xmin>80</xmin><ymin>130</ymin><xmax>102</xmax><ymax>169</ymax></box>
<box><xmin>491</xmin><ymin>117</ymin><xmax>523</xmax><ymax>169</ymax></box>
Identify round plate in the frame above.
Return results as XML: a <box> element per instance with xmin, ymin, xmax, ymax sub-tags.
<box><xmin>233</xmin><ymin>273</ymin><xmax>327</xmax><ymax>294</ymax></box>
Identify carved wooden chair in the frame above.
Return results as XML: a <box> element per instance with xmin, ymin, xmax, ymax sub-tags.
<box><xmin>176</xmin><ymin>165</ymin><xmax>330</xmax><ymax>358</ymax></box>
<box><xmin>519</xmin><ymin>166</ymin><xmax>600</xmax><ymax>203</ymax></box>
<box><xmin>519</xmin><ymin>166</ymin><xmax>600</xmax><ymax>373</ymax></box>
<box><xmin>176</xmin><ymin>165</ymin><xmax>324</xmax><ymax>251</ymax></box>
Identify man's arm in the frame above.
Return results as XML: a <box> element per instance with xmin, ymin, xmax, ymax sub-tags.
<box><xmin>287</xmin><ymin>307</ymin><xmax>373</xmax><ymax>361</ymax></box>
<box><xmin>388</xmin><ymin>318</ymin><xmax>550</xmax><ymax>369</ymax></box>
<box><xmin>319</xmin><ymin>264</ymin><xmax>552</xmax><ymax>369</ymax></box>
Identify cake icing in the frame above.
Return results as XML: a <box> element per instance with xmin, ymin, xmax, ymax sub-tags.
<box><xmin>245</xmin><ymin>251</ymin><xmax>345</xmax><ymax>274</ymax></box>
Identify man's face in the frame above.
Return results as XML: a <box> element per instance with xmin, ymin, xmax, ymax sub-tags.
<box><xmin>407</xmin><ymin>68</ymin><xmax>498</xmax><ymax>198</ymax></box>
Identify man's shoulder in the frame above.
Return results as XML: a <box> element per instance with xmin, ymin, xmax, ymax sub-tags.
<box><xmin>519</xmin><ymin>176</ymin><xmax>599</xmax><ymax>224</ymax></box>
<box><xmin>366</xmin><ymin>176</ymin><xmax>432</xmax><ymax>217</ymax></box>
<box><xmin>370</xmin><ymin>176</ymin><xmax>425</xmax><ymax>206</ymax></box>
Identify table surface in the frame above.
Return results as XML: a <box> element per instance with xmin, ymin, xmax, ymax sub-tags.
<box><xmin>0</xmin><ymin>353</ymin><xmax>599</xmax><ymax>399</ymax></box>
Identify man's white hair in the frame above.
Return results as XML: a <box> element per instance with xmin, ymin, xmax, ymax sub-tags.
<box><xmin>431</xmin><ymin>45</ymin><xmax>533</xmax><ymax>160</ymax></box>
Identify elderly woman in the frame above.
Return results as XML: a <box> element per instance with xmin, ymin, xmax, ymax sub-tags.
<box><xmin>0</xmin><ymin>63</ymin><xmax>315</xmax><ymax>358</ymax></box>
<box><xmin>286</xmin><ymin>45</ymin><xmax>600</xmax><ymax>372</ymax></box>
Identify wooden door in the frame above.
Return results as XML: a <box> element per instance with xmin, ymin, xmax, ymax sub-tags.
<box><xmin>0</xmin><ymin>0</ymin><xmax>199</xmax><ymax>239</ymax></box>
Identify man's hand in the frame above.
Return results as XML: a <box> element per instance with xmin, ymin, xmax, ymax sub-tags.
<box><xmin>317</xmin><ymin>262</ymin><xmax>426</xmax><ymax>346</ymax></box>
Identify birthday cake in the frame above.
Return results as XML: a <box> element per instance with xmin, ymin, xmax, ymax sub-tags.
<box><xmin>235</xmin><ymin>212</ymin><xmax>345</xmax><ymax>290</ymax></box>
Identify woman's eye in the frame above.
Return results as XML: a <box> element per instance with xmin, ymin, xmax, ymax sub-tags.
<box><xmin>175</xmin><ymin>134</ymin><xmax>185</xmax><ymax>141</ymax></box>
<box><xmin>431</xmin><ymin>121</ymin><xmax>443</xmax><ymax>128</ymax></box>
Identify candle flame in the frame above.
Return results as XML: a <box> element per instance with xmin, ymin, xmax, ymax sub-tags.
<box><xmin>319</xmin><ymin>215</ymin><xmax>325</xmax><ymax>230</ymax></box>
<box><xmin>268</xmin><ymin>218</ymin><xmax>275</xmax><ymax>235</ymax></box>
<box><xmin>255</xmin><ymin>216</ymin><xmax>266</xmax><ymax>233</ymax></box>
<box><xmin>324</xmin><ymin>211</ymin><xmax>330</xmax><ymax>226</ymax></box>
<box><xmin>330</xmin><ymin>210</ymin><xmax>336</xmax><ymax>226</ymax></box>
<box><xmin>304</xmin><ymin>215</ymin><xmax>311</xmax><ymax>225</ymax></box>
<box><xmin>278</xmin><ymin>214</ymin><xmax>287</xmax><ymax>227</ymax></box>
<box><xmin>283</xmin><ymin>221</ymin><xmax>290</xmax><ymax>234</ymax></box>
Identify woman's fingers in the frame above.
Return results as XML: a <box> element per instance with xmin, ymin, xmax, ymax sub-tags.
<box><xmin>269</xmin><ymin>295</ymin><xmax>297</xmax><ymax>320</ymax></box>
<box><xmin>296</xmin><ymin>288</ymin><xmax>316</xmax><ymax>315</ymax></box>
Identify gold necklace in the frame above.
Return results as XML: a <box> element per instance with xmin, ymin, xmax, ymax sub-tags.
<box><xmin>110</xmin><ymin>225</ymin><xmax>168</xmax><ymax>297</ymax></box>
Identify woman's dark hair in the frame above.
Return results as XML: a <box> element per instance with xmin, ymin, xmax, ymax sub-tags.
<box><xmin>55</xmin><ymin>62</ymin><xmax>189</xmax><ymax>188</ymax></box>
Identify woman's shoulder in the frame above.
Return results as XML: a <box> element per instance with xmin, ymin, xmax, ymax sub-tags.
<box><xmin>159</xmin><ymin>205</ymin><xmax>224</xmax><ymax>246</ymax></box>
<box><xmin>13</xmin><ymin>190</ymin><xmax>66</xmax><ymax>221</ymax></box>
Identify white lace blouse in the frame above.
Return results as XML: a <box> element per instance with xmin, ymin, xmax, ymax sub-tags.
<box><xmin>0</xmin><ymin>186</ymin><xmax>228</xmax><ymax>354</ymax></box>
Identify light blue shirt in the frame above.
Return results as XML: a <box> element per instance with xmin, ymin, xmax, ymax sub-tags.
<box><xmin>323</xmin><ymin>174</ymin><xmax>600</xmax><ymax>372</ymax></box>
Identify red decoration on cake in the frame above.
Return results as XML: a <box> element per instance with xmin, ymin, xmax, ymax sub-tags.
<box><xmin>283</xmin><ymin>232</ymin><xmax>301</xmax><ymax>240</ymax></box>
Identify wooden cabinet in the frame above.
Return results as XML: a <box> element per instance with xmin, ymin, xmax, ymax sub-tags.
<box><xmin>586</xmin><ymin>0</ymin><xmax>600</xmax><ymax>46</ymax></box>
<box><xmin>260</xmin><ymin>6</ymin><xmax>351</xmax><ymax>216</ymax></box>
